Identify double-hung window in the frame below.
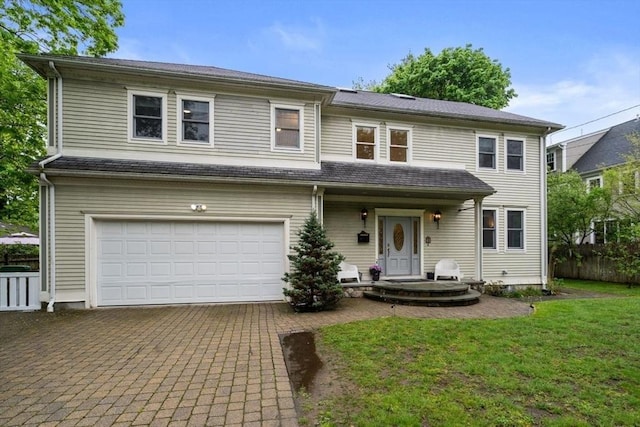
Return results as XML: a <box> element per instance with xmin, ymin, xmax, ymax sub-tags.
<box><xmin>478</xmin><ymin>136</ymin><xmax>496</xmax><ymax>169</ymax></box>
<box><xmin>387</xmin><ymin>125</ymin><xmax>411</xmax><ymax>163</ymax></box>
<box><xmin>482</xmin><ymin>209</ymin><xmax>497</xmax><ymax>249</ymax></box>
<box><xmin>178</xmin><ymin>95</ymin><xmax>214</xmax><ymax>145</ymax></box>
<box><xmin>547</xmin><ymin>151</ymin><xmax>556</xmax><ymax>171</ymax></box>
<box><xmin>128</xmin><ymin>90</ymin><xmax>167</xmax><ymax>143</ymax></box>
<box><xmin>587</xmin><ymin>176</ymin><xmax>602</xmax><ymax>191</ymax></box>
<box><xmin>506</xmin><ymin>138</ymin><xmax>524</xmax><ymax>171</ymax></box>
<box><xmin>506</xmin><ymin>209</ymin><xmax>525</xmax><ymax>250</ymax></box>
<box><xmin>271</xmin><ymin>103</ymin><xmax>304</xmax><ymax>151</ymax></box>
<box><xmin>354</xmin><ymin>123</ymin><xmax>378</xmax><ymax>161</ymax></box>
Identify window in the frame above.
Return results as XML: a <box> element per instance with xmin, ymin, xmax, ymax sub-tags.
<box><xmin>478</xmin><ymin>136</ymin><xmax>496</xmax><ymax>169</ymax></box>
<box><xmin>271</xmin><ymin>103</ymin><xmax>304</xmax><ymax>151</ymax></box>
<box><xmin>587</xmin><ymin>177</ymin><xmax>602</xmax><ymax>190</ymax></box>
<box><xmin>354</xmin><ymin>123</ymin><xmax>378</xmax><ymax>160</ymax></box>
<box><xmin>178</xmin><ymin>95</ymin><xmax>214</xmax><ymax>145</ymax></box>
<box><xmin>547</xmin><ymin>151</ymin><xmax>556</xmax><ymax>171</ymax></box>
<box><xmin>387</xmin><ymin>126</ymin><xmax>411</xmax><ymax>163</ymax></box>
<box><xmin>482</xmin><ymin>209</ymin><xmax>497</xmax><ymax>249</ymax></box>
<box><xmin>506</xmin><ymin>138</ymin><xmax>524</xmax><ymax>171</ymax></box>
<box><xmin>128</xmin><ymin>90</ymin><xmax>167</xmax><ymax>143</ymax></box>
<box><xmin>506</xmin><ymin>209</ymin><xmax>524</xmax><ymax>250</ymax></box>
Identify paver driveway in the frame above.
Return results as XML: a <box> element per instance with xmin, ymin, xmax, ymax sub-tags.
<box><xmin>0</xmin><ymin>297</ymin><xmax>531</xmax><ymax>426</ymax></box>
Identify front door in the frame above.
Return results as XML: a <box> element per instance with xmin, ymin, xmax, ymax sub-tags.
<box><xmin>382</xmin><ymin>216</ymin><xmax>420</xmax><ymax>276</ymax></box>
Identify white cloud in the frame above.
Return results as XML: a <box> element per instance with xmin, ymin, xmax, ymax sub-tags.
<box><xmin>506</xmin><ymin>50</ymin><xmax>640</xmax><ymax>142</ymax></box>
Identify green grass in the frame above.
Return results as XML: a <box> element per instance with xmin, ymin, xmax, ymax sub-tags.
<box><xmin>558</xmin><ymin>278</ymin><xmax>640</xmax><ymax>296</ymax></box>
<box><xmin>312</xmin><ymin>296</ymin><xmax>640</xmax><ymax>426</ymax></box>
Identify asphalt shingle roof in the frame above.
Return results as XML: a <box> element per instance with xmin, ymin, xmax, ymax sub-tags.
<box><xmin>36</xmin><ymin>157</ymin><xmax>495</xmax><ymax>198</ymax></box>
<box><xmin>573</xmin><ymin>118</ymin><xmax>640</xmax><ymax>173</ymax></box>
<box><xmin>332</xmin><ymin>90</ymin><xmax>562</xmax><ymax>129</ymax></box>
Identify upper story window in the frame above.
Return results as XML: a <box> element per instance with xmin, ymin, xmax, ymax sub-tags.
<box><xmin>482</xmin><ymin>209</ymin><xmax>497</xmax><ymax>249</ymax></box>
<box><xmin>354</xmin><ymin>123</ymin><xmax>378</xmax><ymax>161</ymax></box>
<box><xmin>478</xmin><ymin>136</ymin><xmax>496</xmax><ymax>169</ymax></box>
<box><xmin>506</xmin><ymin>209</ymin><xmax>525</xmax><ymax>250</ymax></box>
<box><xmin>387</xmin><ymin>125</ymin><xmax>412</xmax><ymax>163</ymax></box>
<box><xmin>128</xmin><ymin>89</ymin><xmax>167</xmax><ymax>143</ymax></box>
<box><xmin>506</xmin><ymin>138</ymin><xmax>524</xmax><ymax>171</ymax></box>
<box><xmin>271</xmin><ymin>103</ymin><xmax>304</xmax><ymax>151</ymax></box>
<box><xmin>547</xmin><ymin>151</ymin><xmax>556</xmax><ymax>171</ymax></box>
<box><xmin>178</xmin><ymin>94</ymin><xmax>214</xmax><ymax>145</ymax></box>
<box><xmin>587</xmin><ymin>176</ymin><xmax>602</xmax><ymax>190</ymax></box>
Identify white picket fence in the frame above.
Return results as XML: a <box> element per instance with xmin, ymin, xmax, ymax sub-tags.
<box><xmin>0</xmin><ymin>272</ymin><xmax>41</xmax><ymax>311</ymax></box>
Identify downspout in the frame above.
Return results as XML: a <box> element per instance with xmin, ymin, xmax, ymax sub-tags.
<box><xmin>540</xmin><ymin>127</ymin><xmax>551</xmax><ymax>289</ymax></box>
<box><xmin>39</xmin><ymin>60</ymin><xmax>63</xmax><ymax>312</ymax></box>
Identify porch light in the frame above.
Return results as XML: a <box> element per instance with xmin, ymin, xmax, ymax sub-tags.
<box><xmin>433</xmin><ymin>210</ymin><xmax>442</xmax><ymax>229</ymax></box>
<box><xmin>191</xmin><ymin>204</ymin><xmax>207</xmax><ymax>212</ymax></box>
<box><xmin>360</xmin><ymin>208</ymin><xmax>369</xmax><ymax>227</ymax></box>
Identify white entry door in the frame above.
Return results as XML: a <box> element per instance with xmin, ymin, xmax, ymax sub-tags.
<box><xmin>96</xmin><ymin>220</ymin><xmax>285</xmax><ymax>306</ymax></box>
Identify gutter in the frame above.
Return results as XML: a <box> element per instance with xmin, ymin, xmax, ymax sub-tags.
<box><xmin>540</xmin><ymin>127</ymin><xmax>552</xmax><ymax>289</ymax></box>
<box><xmin>38</xmin><ymin>60</ymin><xmax>63</xmax><ymax>312</ymax></box>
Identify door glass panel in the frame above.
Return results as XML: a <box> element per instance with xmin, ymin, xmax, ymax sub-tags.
<box><xmin>393</xmin><ymin>223</ymin><xmax>404</xmax><ymax>251</ymax></box>
<box><xmin>413</xmin><ymin>220</ymin><xmax>418</xmax><ymax>254</ymax></box>
<box><xmin>378</xmin><ymin>219</ymin><xmax>384</xmax><ymax>255</ymax></box>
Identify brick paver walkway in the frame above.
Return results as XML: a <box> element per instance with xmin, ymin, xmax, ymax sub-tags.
<box><xmin>0</xmin><ymin>297</ymin><xmax>531</xmax><ymax>426</ymax></box>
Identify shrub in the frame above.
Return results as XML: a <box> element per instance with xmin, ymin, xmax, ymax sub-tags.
<box><xmin>282</xmin><ymin>212</ymin><xmax>344</xmax><ymax>312</ymax></box>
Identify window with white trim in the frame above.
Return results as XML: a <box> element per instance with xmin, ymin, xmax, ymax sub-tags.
<box><xmin>354</xmin><ymin>123</ymin><xmax>378</xmax><ymax>161</ymax></box>
<box><xmin>387</xmin><ymin>126</ymin><xmax>411</xmax><ymax>163</ymax></box>
<box><xmin>128</xmin><ymin>90</ymin><xmax>167</xmax><ymax>142</ymax></box>
<box><xmin>482</xmin><ymin>209</ymin><xmax>497</xmax><ymax>249</ymax></box>
<box><xmin>178</xmin><ymin>95</ymin><xmax>214</xmax><ymax>145</ymax></box>
<box><xmin>547</xmin><ymin>151</ymin><xmax>556</xmax><ymax>171</ymax></box>
<box><xmin>506</xmin><ymin>209</ymin><xmax>525</xmax><ymax>250</ymax></box>
<box><xmin>271</xmin><ymin>103</ymin><xmax>304</xmax><ymax>151</ymax></box>
<box><xmin>587</xmin><ymin>176</ymin><xmax>602</xmax><ymax>190</ymax></box>
<box><xmin>506</xmin><ymin>138</ymin><xmax>524</xmax><ymax>171</ymax></box>
<box><xmin>478</xmin><ymin>136</ymin><xmax>496</xmax><ymax>169</ymax></box>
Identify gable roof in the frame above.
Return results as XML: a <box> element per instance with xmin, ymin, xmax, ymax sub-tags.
<box><xmin>572</xmin><ymin>118</ymin><xmax>640</xmax><ymax>174</ymax></box>
<box><xmin>331</xmin><ymin>90</ymin><xmax>563</xmax><ymax>131</ymax></box>
<box><xmin>33</xmin><ymin>157</ymin><xmax>495</xmax><ymax>200</ymax></box>
<box><xmin>19</xmin><ymin>54</ymin><xmax>562</xmax><ymax>131</ymax></box>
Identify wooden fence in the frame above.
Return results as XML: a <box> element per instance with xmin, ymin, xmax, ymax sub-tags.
<box><xmin>0</xmin><ymin>256</ymin><xmax>39</xmax><ymax>271</ymax></box>
<box><xmin>552</xmin><ymin>244</ymin><xmax>639</xmax><ymax>284</ymax></box>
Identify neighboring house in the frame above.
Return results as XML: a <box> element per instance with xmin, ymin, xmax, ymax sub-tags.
<box><xmin>20</xmin><ymin>54</ymin><xmax>562</xmax><ymax>309</ymax></box>
<box><xmin>547</xmin><ymin>118</ymin><xmax>640</xmax><ymax>243</ymax></box>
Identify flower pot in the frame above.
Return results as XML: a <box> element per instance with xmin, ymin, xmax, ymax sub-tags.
<box><xmin>371</xmin><ymin>271</ymin><xmax>380</xmax><ymax>281</ymax></box>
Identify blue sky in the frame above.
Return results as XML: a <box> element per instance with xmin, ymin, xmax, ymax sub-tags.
<box><xmin>114</xmin><ymin>0</ymin><xmax>640</xmax><ymax>142</ymax></box>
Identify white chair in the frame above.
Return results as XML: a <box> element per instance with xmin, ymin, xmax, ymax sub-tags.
<box><xmin>337</xmin><ymin>261</ymin><xmax>360</xmax><ymax>283</ymax></box>
<box><xmin>434</xmin><ymin>259</ymin><xmax>463</xmax><ymax>281</ymax></box>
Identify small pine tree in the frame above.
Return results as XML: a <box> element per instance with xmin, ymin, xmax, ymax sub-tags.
<box><xmin>283</xmin><ymin>211</ymin><xmax>345</xmax><ymax>312</ymax></box>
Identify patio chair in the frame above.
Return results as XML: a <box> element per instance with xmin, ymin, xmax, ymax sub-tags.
<box><xmin>337</xmin><ymin>261</ymin><xmax>360</xmax><ymax>283</ymax></box>
<box><xmin>434</xmin><ymin>259</ymin><xmax>464</xmax><ymax>281</ymax></box>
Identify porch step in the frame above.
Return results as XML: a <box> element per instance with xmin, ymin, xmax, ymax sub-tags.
<box><xmin>363</xmin><ymin>289</ymin><xmax>481</xmax><ymax>307</ymax></box>
<box><xmin>372</xmin><ymin>281</ymin><xmax>470</xmax><ymax>298</ymax></box>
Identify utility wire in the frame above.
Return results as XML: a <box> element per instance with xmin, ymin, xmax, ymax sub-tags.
<box><xmin>553</xmin><ymin>104</ymin><xmax>640</xmax><ymax>134</ymax></box>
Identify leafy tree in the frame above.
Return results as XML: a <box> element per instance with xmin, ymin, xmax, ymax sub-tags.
<box><xmin>547</xmin><ymin>170</ymin><xmax>611</xmax><ymax>279</ymax></box>
<box><xmin>0</xmin><ymin>0</ymin><xmax>124</xmax><ymax>229</ymax></box>
<box><xmin>602</xmin><ymin>131</ymin><xmax>640</xmax><ymax>221</ymax></box>
<box><xmin>372</xmin><ymin>44</ymin><xmax>516</xmax><ymax>109</ymax></box>
<box><xmin>283</xmin><ymin>212</ymin><xmax>345</xmax><ymax>312</ymax></box>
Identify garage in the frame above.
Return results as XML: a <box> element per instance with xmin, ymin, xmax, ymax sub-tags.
<box><xmin>96</xmin><ymin>220</ymin><xmax>285</xmax><ymax>306</ymax></box>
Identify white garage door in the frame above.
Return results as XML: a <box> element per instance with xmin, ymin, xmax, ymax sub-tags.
<box><xmin>97</xmin><ymin>220</ymin><xmax>285</xmax><ymax>306</ymax></box>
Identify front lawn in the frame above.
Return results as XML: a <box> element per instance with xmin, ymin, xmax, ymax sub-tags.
<box><xmin>309</xmin><ymin>296</ymin><xmax>640</xmax><ymax>426</ymax></box>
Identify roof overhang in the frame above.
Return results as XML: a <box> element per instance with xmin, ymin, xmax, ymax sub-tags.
<box><xmin>32</xmin><ymin>157</ymin><xmax>496</xmax><ymax>201</ymax></box>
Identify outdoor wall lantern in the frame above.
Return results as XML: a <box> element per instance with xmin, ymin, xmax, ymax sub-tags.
<box><xmin>360</xmin><ymin>208</ymin><xmax>369</xmax><ymax>227</ymax></box>
<box><xmin>191</xmin><ymin>204</ymin><xmax>207</xmax><ymax>212</ymax></box>
<box><xmin>433</xmin><ymin>210</ymin><xmax>442</xmax><ymax>229</ymax></box>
